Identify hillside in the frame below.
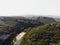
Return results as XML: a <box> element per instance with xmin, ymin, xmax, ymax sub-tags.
<box><xmin>20</xmin><ymin>22</ymin><xmax>60</xmax><ymax>45</ymax></box>
<box><xmin>0</xmin><ymin>16</ymin><xmax>44</xmax><ymax>34</ymax></box>
<box><xmin>0</xmin><ymin>16</ymin><xmax>55</xmax><ymax>34</ymax></box>
<box><xmin>0</xmin><ymin>16</ymin><xmax>56</xmax><ymax>45</ymax></box>
<box><xmin>0</xmin><ymin>16</ymin><xmax>44</xmax><ymax>45</ymax></box>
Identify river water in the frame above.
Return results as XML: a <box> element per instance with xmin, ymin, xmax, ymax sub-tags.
<box><xmin>14</xmin><ymin>32</ymin><xmax>26</xmax><ymax>45</ymax></box>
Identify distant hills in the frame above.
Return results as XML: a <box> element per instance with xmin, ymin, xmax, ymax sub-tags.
<box><xmin>0</xmin><ymin>16</ymin><xmax>55</xmax><ymax>24</ymax></box>
<box><xmin>31</xmin><ymin>16</ymin><xmax>55</xmax><ymax>24</ymax></box>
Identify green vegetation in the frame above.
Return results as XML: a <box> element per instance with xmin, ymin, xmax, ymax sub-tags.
<box><xmin>0</xmin><ymin>21</ymin><xmax>17</xmax><ymax>33</ymax></box>
<box><xmin>20</xmin><ymin>23</ymin><xmax>60</xmax><ymax>45</ymax></box>
<box><xmin>0</xmin><ymin>16</ymin><xmax>56</xmax><ymax>45</ymax></box>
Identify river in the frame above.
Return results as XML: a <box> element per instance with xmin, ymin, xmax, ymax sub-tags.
<box><xmin>14</xmin><ymin>32</ymin><xmax>26</xmax><ymax>45</ymax></box>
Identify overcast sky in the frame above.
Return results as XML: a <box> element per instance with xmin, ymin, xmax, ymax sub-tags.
<box><xmin>0</xmin><ymin>0</ymin><xmax>60</xmax><ymax>17</ymax></box>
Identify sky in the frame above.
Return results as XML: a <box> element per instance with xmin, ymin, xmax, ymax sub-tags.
<box><xmin>0</xmin><ymin>0</ymin><xmax>60</xmax><ymax>17</ymax></box>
